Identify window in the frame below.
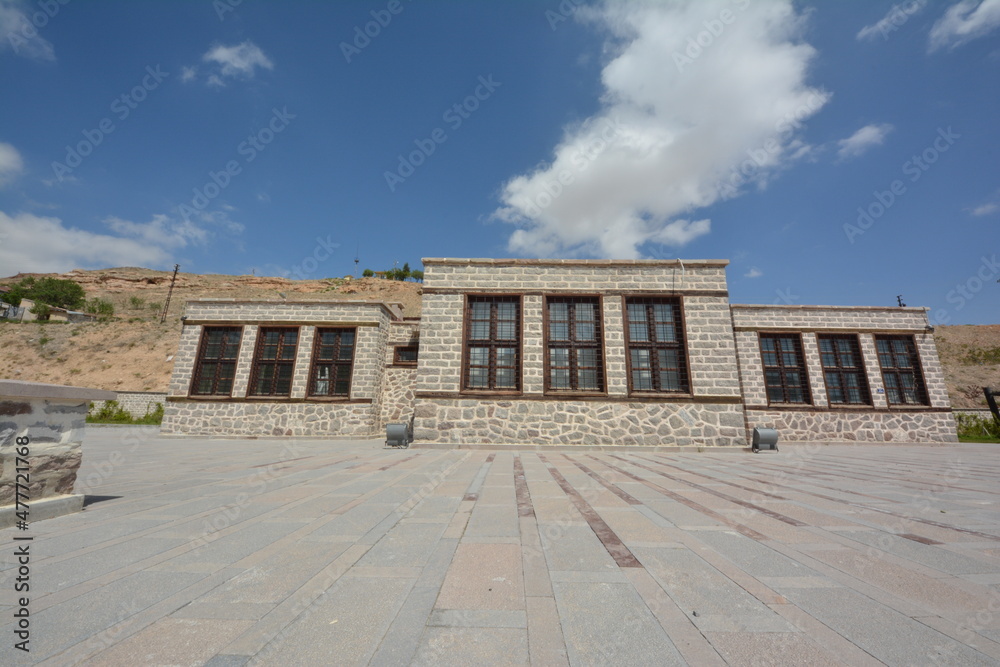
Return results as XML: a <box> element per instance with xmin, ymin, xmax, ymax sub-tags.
<box><xmin>464</xmin><ymin>296</ymin><xmax>520</xmax><ymax>391</ymax></box>
<box><xmin>625</xmin><ymin>297</ymin><xmax>689</xmax><ymax>393</ymax></box>
<box><xmin>309</xmin><ymin>328</ymin><xmax>356</xmax><ymax>398</ymax></box>
<box><xmin>393</xmin><ymin>344</ymin><xmax>418</xmax><ymax>366</ymax></box>
<box><xmin>819</xmin><ymin>335</ymin><xmax>871</xmax><ymax>405</ymax></box>
<box><xmin>546</xmin><ymin>297</ymin><xmax>604</xmax><ymax>392</ymax></box>
<box><xmin>759</xmin><ymin>334</ymin><xmax>811</xmax><ymax>404</ymax></box>
<box><xmin>875</xmin><ymin>335</ymin><xmax>928</xmax><ymax>406</ymax></box>
<box><xmin>190</xmin><ymin>326</ymin><xmax>242</xmax><ymax>396</ymax></box>
<box><xmin>248</xmin><ymin>327</ymin><xmax>299</xmax><ymax>397</ymax></box>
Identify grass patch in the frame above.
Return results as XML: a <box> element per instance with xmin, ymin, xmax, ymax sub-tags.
<box><xmin>87</xmin><ymin>400</ymin><xmax>164</xmax><ymax>425</ymax></box>
<box><xmin>956</xmin><ymin>413</ymin><xmax>1000</xmax><ymax>442</ymax></box>
<box><xmin>960</xmin><ymin>347</ymin><xmax>1000</xmax><ymax>365</ymax></box>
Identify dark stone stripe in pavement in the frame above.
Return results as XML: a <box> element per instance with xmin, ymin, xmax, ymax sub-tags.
<box><xmin>538</xmin><ymin>454</ymin><xmax>642</xmax><ymax>569</ymax></box>
<box><xmin>643</xmin><ymin>454</ymin><xmax>789</xmax><ymax>501</ymax></box>
<box><xmin>618</xmin><ymin>455</ymin><xmax>808</xmax><ymax>527</ymax></box>
<box><xmin>562</xmin><ymin>455</ymin><xmax>643</xmax><ymax>506</ymax></box>
<box><xmin>591</xmin><ymin>455</ymin><xmax>769</xmax><ymax>542</ymax></box>
<box><xmin>379</xmin><ymin>451</ymin><xmax>423</xmax><ymax>471</ymax></box>
<box><xmin>513</xmin><ymin>454</ymin><xmax>535</xmax><ymax>518</ymax></box>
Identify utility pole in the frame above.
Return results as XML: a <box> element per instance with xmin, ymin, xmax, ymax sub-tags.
<box><xmin>896</xmin><ymin>295</ymin><xmax>906</xmax><ymax>307</ymax></box>
<box><xmin>354</xmin><ymin>244</ymin><xmax>359</xmax><ymax>279</ymax></box>
<box><xmin>160</xmin><ymin>264</ymin><xmax>180</xmax><ymax>324</ymax></box>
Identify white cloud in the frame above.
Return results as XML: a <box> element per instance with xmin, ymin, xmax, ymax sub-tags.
<box><xmin>493</xmin><ymin>0</ymin><xmax>828</xmax><ymax>258</ymax></box>
<box><xmin>180</xmin><ymin>66</ymin><xmax>197</xmax><ymax>83</ymax></box>
<box><xmin>202</xmin><ymin>41</ymin><xmax>273</xmax><ymax>83</ymax></box>
<box><xmin>0</xmin><ymin>210</ymin><xmax>174</xmax><ymax>273</ymax></box>
<box><xmin>0</xmin><ymin>0</ymin><xmax>55</xmax><ymax>61</ymax></box>
<box><xmin>836</xmin><ymin>123</ymin><xmax>893</xmax><ymax>161</ymax></box>
<box><xmin>929</xmin><ymin>0</ymin><xmax>1000</xmax><ymax>51</ymax></box>
<box><xmin>0</xmin><ymin>142</ymin><xmax>24</xmax><ymax>186</ymax></box>
<box><xmin>971</xmin><ymin>202</ymin><xmax>998</xmax><ymax>216</ymax></box>
<box><xmin>103</xmin><ymin>214</ymin><xmax>209</xmax><ymax>249</ymax></box>
<box><xmin>745</xmin><ymin>267</ymin><xmax>763</xmax><ymax>278</ymax></box>
<box><xmin>857</xmin><ymin>1</ymin><xmax>927</xmax><ymax>41</ymax></box>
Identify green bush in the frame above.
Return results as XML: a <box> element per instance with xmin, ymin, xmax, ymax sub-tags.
<box><xmin>87</xmin><ymin>400</ymin><xmax>164</xmax><ymax>425</ymax></box>
<box><xmin>30</xmin><ymin>303</ymin><xmax>52</xmax><ymax>320</ymax></box>
<box><xmin>129</xmin><ymin>296</ymin><xmax>145</xmax><ymax>309</ymax></box>
<box><xmin>956</xmin><ymin>413</ymin><xmax>1000</xmax><ymax>442</ymax></box>
<box><xmin>5</xmin><ymin>276</ymin><xmax>86</xmax><ymax>309</ymax></box>
<box><xmin>84</xmin><ymin>297</ymin><xmax>115</xmax><ymax>318</ymax></box>
<box><xmin>362</xmin><ymin>269</ymin><xmax>374</xmax><ymax>277</ymax></box>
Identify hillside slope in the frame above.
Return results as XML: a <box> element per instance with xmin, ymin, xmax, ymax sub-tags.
<box><xmin>1</xmin><ymin>268</ymin><xmax>997</xmax><ymax>408</ymax></box>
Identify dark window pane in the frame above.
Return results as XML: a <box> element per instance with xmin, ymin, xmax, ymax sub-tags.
<box><xmin>576</xmin><ymin>322</ymin><xmax>595</xmax><ymax>341</ymax></box>
<box><xmin>550</xmin><ymin>322</ymin><xmax>570</xmax><ymax>341</ymax></box>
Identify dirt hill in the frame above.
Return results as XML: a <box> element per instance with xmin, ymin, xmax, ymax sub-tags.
<box><xmin>0</xmin><ymin>267</ymin><xmax>421</xmax><ymax>392</ymax></box>
<box><xmin>1</xmin><ymin>267</ymin><xmax>997</xmax><ymax>408</ymax></box>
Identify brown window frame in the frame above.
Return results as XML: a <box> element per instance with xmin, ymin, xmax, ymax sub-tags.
<box><xmin>308</xmin><ymin>327</ymin><xmax>357</xmax><ymax>398</ymax></box>
<box><xmin>248</xmin><ymin>327</ymin><xmax>299</xmax><ymax>397</ymax></box>
<box><xmin>875</xmin><ymin>334</ymin><xmax>929</xmax><ymax>406</ymax></box>
<box><xmin>624</xmin><ymin>296</ymin><xmax>690</xmax><ymax>394</ymax></box>
<box><xmin>392</xmin><ymin>344</ymin><xmax>419</xmax><ymax>366</ymax></box>
<box><xmin>544</xmin><ymin>296</ymin><xmax>606</xmax><ymax>394</ymax></box>
<box><xmin>759</xmin><ymin>333</ymin><xmax>812</xmax><ymax>405</ymax></box>
<box><xmin>189</xmin><ymin>326</ymin><xmax>242</xmax><ymax>396</ymax></box>
<box><xmin>817</xmin><ymin>334</ymin><xmax>871</xmax><ymax>406</ymax></box>
<box><xmin>462</xmin><ymin>295</ymin><xmax>521</xmax><ymax>393</ymax></box>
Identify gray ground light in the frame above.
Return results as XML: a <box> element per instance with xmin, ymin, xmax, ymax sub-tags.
<box><xmin>3</xmin><ymin>426</ymin><xmax>1000</xmax><ymax>665</ymax></box>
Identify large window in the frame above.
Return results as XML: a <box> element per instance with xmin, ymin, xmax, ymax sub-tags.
<box><xmin>464</xmin><ymin>296</ymin><xmax>520</xmax><ymax>391</ymax></box>
<box><xmin>546</xmin><ymin>297</ymin><xmax>604</xmax><ymax>392</ymax></box>
<box><xmin>248</xmin><ymin>327</ymin><xmax>299</xmax><ymax>397</ymax></box>
<box><xmin>819</xmin><ymin>334</ymin><xmax>870</xmax><ymax>405</ymax></box>
<box><xmin>760</xmin><ymin>334</ymin><xmax>811</xmax><ymax>404</ymax></box>
<box><xmin>309</xmin><ymin>328</ymin><xmax>355</xmax><ymax>398</ymax></box>
<box><xmin>625</xmin><ymin>297</ymin><xmax>689</xmax><ymax>393</ymax></box>
<box><xmin>190</xmin><ymin>326</ymin><xmax>242</xmax><ymax>396</ymax></box>
<box><xmin>875</xmin><ymin>335</ymin><xmax>928</xmax><ymax>405</ymax></box>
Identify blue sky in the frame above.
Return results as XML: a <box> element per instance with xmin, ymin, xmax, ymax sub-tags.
<box><xmin>0</xmin><ymin>0</ymin><xmax>997</xmax><ymax>324</ymax></box>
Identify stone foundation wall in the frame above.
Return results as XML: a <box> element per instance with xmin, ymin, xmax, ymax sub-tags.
<box><xmin>745</xmin><ymin>409</ymin><xmax>958</xmax><ymax>443</ymax></box>
<box><xmin>160</xmin><ymin>400</ymin><xmax>377</xmax><ymax>437</ymax></box>
<box><xmin>89</xmin><ymin>391</ymin><xmax>166</xmax><ymax>419</ymax></box>
<box><xmin>413</xmin><ymin>398</ymin><xmax>746</xmax><ymax>447</ymax></box>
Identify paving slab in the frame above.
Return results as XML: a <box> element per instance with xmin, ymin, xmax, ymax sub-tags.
<box><xmin>2</xmin><ymin>431</ymin><xmax>999</xmax><ymax>665</ymax></box>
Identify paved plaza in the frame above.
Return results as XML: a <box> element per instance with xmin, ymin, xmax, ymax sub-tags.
<box><xmin>3</xmin><ymin>427</ymin><xmax>1000</xmax><ymax>665</ymax></box>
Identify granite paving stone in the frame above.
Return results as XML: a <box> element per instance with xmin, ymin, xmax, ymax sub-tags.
<box><xmin>1</xmin><ymin>430</ymin><xmax>998</xmax><ymax>665</ymax></box>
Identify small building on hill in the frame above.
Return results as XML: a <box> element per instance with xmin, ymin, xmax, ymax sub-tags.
<box><xmin>160</xmin><ymin>258</ymin><xmax>957</xmax><ymax>446</ymax></box>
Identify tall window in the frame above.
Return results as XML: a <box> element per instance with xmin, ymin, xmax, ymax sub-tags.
<box><xmin>249</xmin><ymin>327</ymin><xmax>298</xmax><ymax>397</ymax></box>
<box><xmin>625</xmin><ymin>297</ymin><xmax>689</xmax><ymax>393</ymax></box>
<box><xmin>190</xmin><ymin>326</ymin><xmax>242</xmax><ymax>396</ymax></box>
<box><xmin>546</xmin><ymin>297</ymin><xmax>604</xmax><ymax>392</ymax></box>
<box><xmin>760</xmin><ymin>334</ymin><xmax>811</xmax><ymax>404</ymax></box>
<box><xmin>875</xmin><ymin>335</ymin><xmax>928</xmax><ymax>405</ymax></box>
<box><xmin>819</xmin><ymin>335</ymin><xmax>870</xmax><ymax>405</ymax></box>
<box><xmin>464</xmin><ymin>296</ymin><xmax>520</xmax><ymax>391</ymax></box>
<box><xmin>309</xmin><ymin>328</ymin><xmax>355</xmax><ymax>398</ymax></box>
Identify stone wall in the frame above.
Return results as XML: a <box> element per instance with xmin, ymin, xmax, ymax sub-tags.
<box><xmin>732</xmin><ymin>305</ymin><xmax>956</xmax><ymax>443</ymax></box>
<box><xmin>162</xmin><ymin>300</ymin><xmax>395</xmax><ymax>437</ymax></box>
<box><xmin>89</xmin><ymin>391</ymin><xmax>166</xmax><ymax>419</ymax></box>
<box><xmin>0</xmin><ymin>381</ymin><xmax>115</xmax><ymax>527</ymax></box>
<box><xmin>745</xmin><ymin>409</ymin><xmax>958</xmax><ymax>443</ymax></box>
<box><xmin>380</xmin><ymin>368</ymin><xmax>417</xmax><ymax>428</ymax></box>
<box><xmin>412</xmin><ymin>399</ymin><xmax>746</xmax><ymax>446</ymax></box>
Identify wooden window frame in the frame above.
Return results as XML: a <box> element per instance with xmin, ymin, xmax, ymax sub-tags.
<box><xmin>308</xmin><ymin>327</ymin><xmax>357</xmax><ymax>399</ymax></box>
<box><xmin>817</xmin><ymin>334</ymin><xmax>871</xmax><ymax>406</ymax></box>
<box><xmin>623</xmin><ymin>296</ymin><xmax>691</xmax><ymax>395</ymax></box>
<box><xmin>461</xmin><ymin>294</ymin><xmax>522</xmax><ymax>393</ymax></box>
<box><xmin>543</xmin><ymin>295</ymin><xmax>607</xmax><ymax>395</ymax></box>
<box><xmin>874</xmin><ymin>334</ymin><xmax>929</xmax><ymax>406</ymax></box>
<box><xmin>247</xmin><ymin>327</ymin><xmax>299</xmax><ymax>398</ymax></box>
<box><xmin>189</xmin><ymin>326</ymin><xmax>243</xmax><ymax>397</ymax></box>
<box><xmin>759</xmin><ymin>333</ymin><xmax>812</xmax><ymax>405</ymax></box>
<box><xmin>392</xmin><ymin>344</ymin><xmax>419</xmax><ymax>367</ymax></box>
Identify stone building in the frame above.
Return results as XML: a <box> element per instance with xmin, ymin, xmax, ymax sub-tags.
<box><xmin>161</xmin><ymin>259</ymin><xmax>957</xmax><ymax>446</ymax></box>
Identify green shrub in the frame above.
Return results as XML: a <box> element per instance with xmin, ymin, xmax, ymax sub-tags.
<box><xmin>87</xmin><ymin>400</ymin><xmax>164</xmax><ymax>425</ymax></box>
<box><xmin>84</xmin><ymin>298</ymin><xmax>115</xmax><ymax>318</ymax></box>
<box><xmin>5</xmin><ymin>276</ymin><xmax>85</xmax><ymax>309</ymax></box>
<box><xmin>362</xmin><ymin>269</ymin><xmax>374</xmax><ymax>277</ymax></box>
<box><xmin>956</xmin><ymin>413</ymin><xmax>1000</xmax><ymax>442</ymax></box>
<box><xmin>129</xmin><ymin>296</ymin><xmax>145</xmax><ymax>309</ymax></box>
<box><xmin>30</xmin><ymin>302</ymin><xmax>52</xmax><ymax>320</ymax></box>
